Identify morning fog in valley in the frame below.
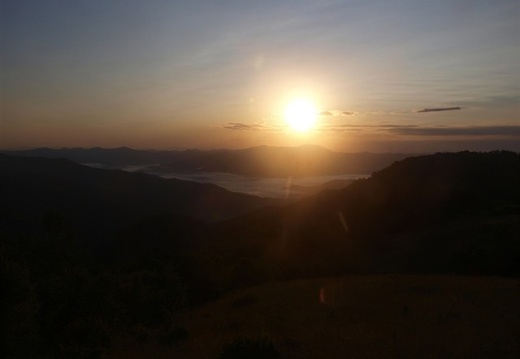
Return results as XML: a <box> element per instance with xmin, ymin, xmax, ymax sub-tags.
<box><xmin>1</xmin><ymin>1</ymin><xmax>519</xmax><ymax>358</ymax></box>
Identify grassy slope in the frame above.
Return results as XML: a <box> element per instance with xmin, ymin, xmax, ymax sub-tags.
<box><xmin>110</xmin><ymin>274</ymin><xmax>520</xmax><ymax>359</ymax></box>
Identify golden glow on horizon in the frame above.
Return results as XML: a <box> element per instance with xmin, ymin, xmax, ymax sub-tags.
<box><xmin>284</xmin><ymin>99</ymin><xmax>317</xmax><ymax>132</ymax></box>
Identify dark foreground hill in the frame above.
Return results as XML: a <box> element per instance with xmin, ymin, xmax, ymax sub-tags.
<box><xmin>159</xmin><ymin>275</ymin><xmax>519</xmax><ymax>359</ymax></box>
<box><xmin>1</xmin><ymin>154</ymin><xmax>277</xmax><ymax>358</ymax></box>
<box><xmin>0</xmin><ymin>154</ymin><xmax>275</xmax><ymax>242</ymax></box>
<box><xmin>198</xmin><ymin>151</ymin><xmax>520</xmax><ymax>292</ymax></box>
<box><xmin>2</xmin><ymin>151</ymin><xmax>519</xmax><ymax>358</ymax></box>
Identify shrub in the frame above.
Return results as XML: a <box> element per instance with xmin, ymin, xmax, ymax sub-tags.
<box><xmin>218</xmin><ymin>338</ymin><xmax>280</xmax><ymax>359</ymax></box>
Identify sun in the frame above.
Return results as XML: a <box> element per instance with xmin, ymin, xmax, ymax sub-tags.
<box><xmin>284</xmin><ymin>99</ymin><xmax>317</xmax><ymax>132</ymax></box>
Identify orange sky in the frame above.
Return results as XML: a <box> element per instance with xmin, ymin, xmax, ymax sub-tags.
<box><xmin>1</xmin><ymin>0</ymin><xmax>519</xmax><ymax>152</ymax></box>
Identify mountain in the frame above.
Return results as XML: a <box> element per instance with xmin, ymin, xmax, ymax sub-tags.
<box><xmin>173</xmin><ymin>275</ymin><xmax>520</xmax><ymax>359</ymax></box>
<box><xmin>195</xmin><ymin>151</ymin><xmax>520</xmax><ymax>291</ymax></box>
<box><xmin>1</xmin><ymin>145</ymin><xmax>411</xmax><ymax>177</ymax></box>
<box><xmin>0</xmin><ymin>147</ymin><xmax>175</xmax><ymax>166</ymax></box>
<box><xmin>0</xmin><ymin>154</ymin><xmax>275</xmax><ymax>243</ymax></box>
<box><xmin>3</xmin><ymin>150</ymin><xmax>518</xmax><ymax>357</ymax></box>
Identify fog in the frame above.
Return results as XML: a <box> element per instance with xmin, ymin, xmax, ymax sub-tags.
<box><xmin>139</xmin><ymin>168</ymin><xmax>366</xmax><ymax>198</ymax></box>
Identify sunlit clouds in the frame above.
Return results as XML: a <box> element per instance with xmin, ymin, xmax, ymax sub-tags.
<box><xmin>224</xmin><ymin>120</ymin><xmax>520</xmax><ymax>138</ymax></box>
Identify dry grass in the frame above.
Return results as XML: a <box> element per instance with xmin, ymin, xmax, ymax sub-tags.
<box><xmin>111</xmin><ymin>275</ymin><xmax>520</xmax><ymax>359</ymax></box>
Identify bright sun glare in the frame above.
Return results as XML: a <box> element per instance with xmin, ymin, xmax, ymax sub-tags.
<box><xmin>284</xmin><ymin>99</ymin><xmax>317</xmax><ymax>132</ymax></box>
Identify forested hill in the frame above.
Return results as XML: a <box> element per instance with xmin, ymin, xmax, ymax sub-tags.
<box><xmin>0</xmin><ymin>154</ymin><xmax>275</xmax><ymax>242</ymax></box>
<box><xmin>203</xmin><ymin>151</ymin><xmax>520</xmax><ymax>287</ymax></box>
<box><xmin>335</xmin><ymin>150</ymin><xmax>520</xmax><ymax>236</ymax></box>
<box><xmin>2</xmin><ymin>151</ymin><xmax>519</xmax><ymax>358</ymax></box>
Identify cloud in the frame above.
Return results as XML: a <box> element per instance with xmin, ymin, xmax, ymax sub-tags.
<box><xmin>224</xmin><ymin>110</ymin><xmax>358</xmax><ymax>132</ymax></box>
<box><xmin>318</xmin><ymin>111</ymin><xmax>333</xmax><ymax>116</ymax></box>
<box><xmin>224</xmin><ymin>119</ymin><xmax>519</xmax><ymax>139</ymax></box>
<box><xmin>417</xmin><ymin>107</ymin><xmax>461</xmax><ymax>113</ymax></box>
<box><xmin>387</xmin><ymin>125</ymin><xmax>520</xmax><ymax>137</ymax></box>
<box><xmin>224</xmin><ymin>122</ymin><xmax>263</xmax><ymax>131</ymax></box>
<box><xmin>224</xmin><ymin>122</ymin><xmax>284</xmax><ymax>132</ymax></box>
<box><xmin>300</xmin><ymin>123</ymin><xmax>519</xmax><ymax>137</ymax></box>
<box><xmin>316</xmin><ymin>123</ymin><xmax>363</xmax><ymax>132</ymax></box>
<box><xmin>315</xmin><ymin>123</ymin><xmax>420</xmax><ymax>133</ymax></box>
<box><xmin>316</xmin><ymin>110</ymin><xmax>355</xmax><ymax>116</ymax></box>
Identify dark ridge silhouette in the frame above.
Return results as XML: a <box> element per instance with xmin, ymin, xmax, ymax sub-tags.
<box><xmin>197</xmin><ymin>151</ymin><xmax>520</xmax><ymax>290</ymax></box>
<box><xmin>2</xmin><ymin>150</ymin><xmax>518</xmax><ymax>358</ymax></box>
<box><xmin>338</xmin><ymin>150</ymin><xmax>519</xmax><ymax>235</ymax></box>
<box><xmin>0</xmin><ymin>146</ymin><xmax>175</xmax><ymax>166</ymax></box>
<box><xmin>0</xmin><ymin>154</ymin><xmax>275</xmax><ymax>243</ymax></box>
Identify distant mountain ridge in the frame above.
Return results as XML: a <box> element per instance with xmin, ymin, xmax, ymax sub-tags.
<box><xmin>0</xmin><ymin>147</ymin><xmax>173</xmax><ymax>166</ymax></box>
<box><xmin>1</xmin><ymin>145</ymin><xmax>412</xmax><ymax>177</ymax></box>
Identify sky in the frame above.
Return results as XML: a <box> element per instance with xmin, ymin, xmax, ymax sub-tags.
<box><xmin>1</xmin><ymin>0</ymin><xmax>519</xmax><ymax>152</ymax></box>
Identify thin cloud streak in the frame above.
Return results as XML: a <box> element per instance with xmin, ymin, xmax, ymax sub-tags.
<box><xmin>224</xmin><ymin>122</ymin><xmax>519</xmax><ymax>138</ymax></box>
<box><xmin>388</xmin><ymin>125</ymin><xmax>520</xmax><ymax>137</ymax></box>
<box><xmin>224</xmin><ymin>122</ymin><xmax>285</xmax><ymax>132</ymax></box>
<box><xmin>318</xmin><ymin>110</ymin><xmax>356</xmax><ymax>116</ymax></box>
<box><xmin>417</xmin><ymin>107</ymin><xmax>462</xmax><ymax>113</ymax></box>
<box><xmin>318</xmin><ymin>111</ymin><xmax>333</xmax><ymax>116</ymax></box>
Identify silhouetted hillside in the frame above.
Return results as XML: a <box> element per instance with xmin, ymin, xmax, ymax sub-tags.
<box><xmin>0</xmin><ymin>147</ymin><xmax>174</xmax><ymax>166</ymax></box>
<box><xmin>175</xmin><ymin>275</ymin><xmax>520</xmax><ymax>359</ymax></box>
<box><xmin>2</xmin><ymin>151</ymin><xmax>518</xmax><ymax>358</ymax></box>
<box><xmin>0</xmin><ymin>154</ymin><xmax>275</xmax><ymax>243</ymax></box>
<box><xmin>197</xmin><ymin>151</ymin><xmax>520</xmax><ymax>291</ymax></box>
<box><xmin>339</xmin><ymin>150</ymin><xmax>519</xmax><ymax>235</ymax></box>
<box><xmin>1</xmin><ymin>155</ymin><xmax>275</xmax><ymax>357</ymax></box>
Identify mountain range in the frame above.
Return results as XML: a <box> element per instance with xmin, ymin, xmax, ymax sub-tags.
<box><xmin>2</xmin><ymin>150</ymin><xmax>518</xmax><ymax>278</ymax></box>
<box><xmin>2</xmin><ymin>150</ymin><xmax>519</xmax><ymax>357</ymax></box>
<box><xmin>1</xmin><ymin>145</ymin><xmax>411</xmax><ymax>177</ymax></box>
<box><xmin>197</xmin><ymin>150</ymin><xmax>520</xmax><ymax>289</ymax></box>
